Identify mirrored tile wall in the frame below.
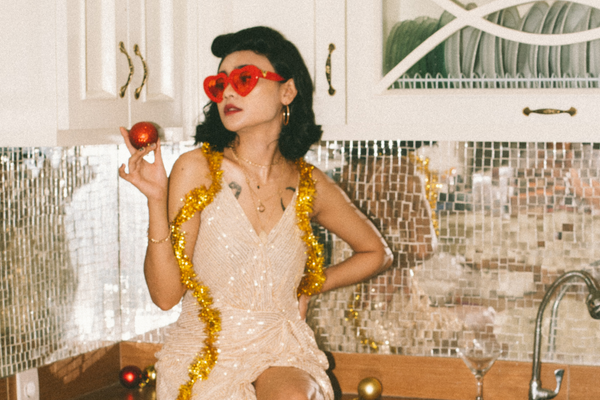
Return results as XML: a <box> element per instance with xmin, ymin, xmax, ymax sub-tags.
<box><xmin>0</xmin><ymin>143</ymin><xmax>190</xmax><ymax>377</ymax></box>
<box><xmin>0</xmin><ymin>146</ymin><xmax>120</xmax><ymax>377</ymax></box>
<box><xmin>308</xmin><ymin>141</ymin><xmax>600</xmax><ymax>365</ymax></box>
<box><xmin>2</xmin><ymin>140</ymin><xmax>600</xmax><ymax>378</ymax></box>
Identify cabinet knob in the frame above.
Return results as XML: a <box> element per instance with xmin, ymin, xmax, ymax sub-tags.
<box><xmin>523</xmin><ymin>107</ymin><xmax>577</xmax><ymax>117</ymax></box>
<box><xmin>133</xmin><ymin>44</ymin><xmax>148</xmax><ymax>100</ymax></box>
<box><xmin>326</xmin><ymin>43</ymin><xmax>336</xmax><ymax>96</ymax></box>
<box><xmin>119</xmin><ymin>41</ymin><xmax>134</xmax><ymax>98</ymax></box>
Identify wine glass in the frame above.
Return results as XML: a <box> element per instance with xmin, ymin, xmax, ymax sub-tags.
<box><xmin>456</xmin><ymin>339</ymin><xmax>502</xmax><ymax>400</ymax></box>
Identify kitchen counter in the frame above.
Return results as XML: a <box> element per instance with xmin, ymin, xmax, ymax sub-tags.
<box><xmin>70</xmin><ymin>383</ymin><xmax>432</xmax><ymax>400</ymax></box>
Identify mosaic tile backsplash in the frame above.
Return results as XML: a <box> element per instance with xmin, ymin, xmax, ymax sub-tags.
<box><xmin>2</xmin><ymin>140</ymin><xmax>600</xmax><ymax>378</ymax></box>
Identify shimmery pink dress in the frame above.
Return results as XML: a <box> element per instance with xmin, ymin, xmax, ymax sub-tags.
<box><xmin>154</xmin><ymin>186</ymin><xmax>333</xmax><ymax>399</ymax></box>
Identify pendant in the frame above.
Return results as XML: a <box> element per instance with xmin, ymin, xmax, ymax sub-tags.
<box><xmin>259</xmin><ymin>231</ymin><xmax>268</xmax><ymax>243</ymax></box>
<box><xmin>257</xmin><ymin>200</ymin><xmax>265</xmax><ymax>213</ymax></box>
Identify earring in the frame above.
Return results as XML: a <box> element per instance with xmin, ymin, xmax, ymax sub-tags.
<box><xmin>282</xmin><ymin>105</ymin><xmax>290</xmax><ymax>126</ymax></box>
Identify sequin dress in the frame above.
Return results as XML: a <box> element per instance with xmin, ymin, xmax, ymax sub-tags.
<box><xmin>155</xmin><ymin>183</ymin><xmax>334</xmax><ymax>400</ymax></box>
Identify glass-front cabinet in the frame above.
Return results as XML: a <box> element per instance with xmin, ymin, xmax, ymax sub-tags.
<box><xmin>336</xmin><ymin>1</ymin><xmax>600</xmax><ymax>141</ymax></box>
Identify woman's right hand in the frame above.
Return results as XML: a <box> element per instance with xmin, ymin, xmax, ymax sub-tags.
<box><xmin>118</xmin><ymin>126</ymin><xmax>168</xmax><ymax>201</ymax></box>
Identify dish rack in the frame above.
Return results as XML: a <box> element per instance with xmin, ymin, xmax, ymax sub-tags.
<box><xmin>392</xmin><ymin>73</ymin><xmax>600</xmax><ymax>89</ymax></box>
<box><xmin>382</xmin><ymin>0</ymin><xmax>600</xmax><ymax>91</ymax></box>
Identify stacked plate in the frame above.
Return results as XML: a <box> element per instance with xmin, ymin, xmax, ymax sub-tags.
<box><xmin>384</xmin><ymin>1</ymin><xmax>600</xmax><ymax>80</ymax></box>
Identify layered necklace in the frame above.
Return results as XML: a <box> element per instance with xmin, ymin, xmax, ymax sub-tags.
<box><xmin>243</xmin><ymin>174</ymin><xmax>282</xmax><ymax>214</ymax></box>
<box><xmin>231</xmin><ymin>147</ymin><xmax>283</xmax><ymax>214</ymax></box>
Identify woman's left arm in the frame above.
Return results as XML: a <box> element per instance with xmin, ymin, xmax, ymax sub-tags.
<box><xmin>311</xmin><ymin>168</ymin><xmax>393</xmax><ymax>293</ymax></box>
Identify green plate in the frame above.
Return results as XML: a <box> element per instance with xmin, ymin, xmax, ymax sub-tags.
<box><xmin>403</xmin><ymin>16</ymin><xmax>427</xmax><ymax>77</ymax></box>
<box><xmin>418</xmin><ymin>18</ymin><xmax>439</xmax><ymax>77</ymax></box>
<box><xmin>392</xmin><ymin>19</ymin><xmax>414</xmax><ymax>78</ymax></box>
<box><xmin>384</xmin><ymin>22</ymin><xmax>403</xmax><ymax>75</ymax></box>
<box><xmin>428</xmin><ymin>12</ymin><xmax>453</xmax><ymax>78</ymax></box>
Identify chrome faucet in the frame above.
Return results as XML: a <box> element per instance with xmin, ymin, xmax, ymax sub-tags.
<box><xmin>529</xmin><ymin>270</ymin><xmax>600</xmax><ymax>400</ymax></box>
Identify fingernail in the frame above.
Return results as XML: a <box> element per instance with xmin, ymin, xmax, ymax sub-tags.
<box><xmin>139</xmin><ymin>147</ymin><xmax>145</xmax><ymax>152</ymax></box>
<box><xmin>150</xmin><ymin>143</ymin><xmax>156</xmax><ymax>148</ymax></box>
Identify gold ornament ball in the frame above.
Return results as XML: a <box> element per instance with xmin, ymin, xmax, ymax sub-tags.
<box><xmin>139</xmin><ymin>365</ymin><xmax>157</xmax><ymax>388</ymax></box>
<box><xmin>357</xmin><ymin>377</ymin><xmax>383</xmax><ymax>400</ymax></box>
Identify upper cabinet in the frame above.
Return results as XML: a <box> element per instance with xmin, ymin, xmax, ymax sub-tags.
<box><xmin>0</xmin><ymin>0</ymin><xmax>188</xmax><ymax>147</ymax></box>
<box><xmin>341</xmin><ymin>0</ymin><xmax>600</xmax><ymax>141</ymax></box>
<box><xmin>8</xmin><ymin>1</ymin><xmax>595</xmax><ymax>146</ymax></box>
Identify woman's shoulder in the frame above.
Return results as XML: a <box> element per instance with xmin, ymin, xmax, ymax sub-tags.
<box><xmin>305</xmin><ymin>164</ymin><xmax>349</xmax><ymax>213</ymax></box>
<box><xmin>170</xmin><ymin>147</ymin><xmax>215</xmax><ymax>192</ymax></box>
<box><xmin>306</xmin><ymin>164</ymin><xmax>333</xmax><ymax>189</ymax></box>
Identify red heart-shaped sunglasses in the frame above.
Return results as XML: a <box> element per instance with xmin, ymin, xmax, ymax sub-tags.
<box><xmin>203</xmin><ymin>65</ymin><xmax>285</xmax><ymax>103</ymax></box>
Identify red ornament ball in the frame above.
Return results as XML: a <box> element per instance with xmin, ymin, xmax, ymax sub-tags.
<box><xmin>119</xmin><ymin>365</ymin><xmax>143</xmax><ymax>388</ymax></box>
<box><xmin>128</xmin><ymin>122</ymin><xmax>158</xmax><ymax>149</ymax></box>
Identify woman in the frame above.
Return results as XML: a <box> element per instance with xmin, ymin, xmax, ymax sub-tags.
<box><xmin>119</xmin><ymin>26</ymin><xmax>392</xmax><ymax>400</ymax></box>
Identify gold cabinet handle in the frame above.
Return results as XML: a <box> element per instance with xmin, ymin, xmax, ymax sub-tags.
<box><xmin>326</xmin><ymin>43</ymin><xmax>336</xmax><ymax>96</ymax></box>
<box><xmin>523</xmin><ymin>107</ymin><xmax>577</xmax><ymax>117</ymax></box>
<box><xmin>119</xmin><ymin>41</ymin><xmax>134</xmax><ymax>98</ymax></box>
<box><xmin>133</xmin><ymin>44</ymin><xmax>148</xmax><ymax>100</ymax></box>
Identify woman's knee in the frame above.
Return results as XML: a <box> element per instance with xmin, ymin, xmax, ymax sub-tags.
<box><xmin>254</xmin><ymin>367</ymin><xmax>322</xmax><ymax>400</ymax></box>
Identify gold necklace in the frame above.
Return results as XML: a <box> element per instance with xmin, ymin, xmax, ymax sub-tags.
<box><xmin>231</xmin><ymin>146</ymin><xmax>282</xmax><ymax>168</ymax></box>
<box><xmin>240</xmin><ymin>168</ymin><xmax>282</xmax><ymax>213</ymax></box>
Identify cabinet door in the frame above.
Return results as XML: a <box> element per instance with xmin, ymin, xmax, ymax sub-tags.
<box><xmin>196</xmin><ymin>0</ymin><xmax>316</xmax><ymax>117</ymax></box>
<box><xmin>128</xmin><ymin>0</ymin><xmax>184</xmax><ymax>130</ymax></box>
<box><xmin>196</xmin><ymin>1</ymin><xmax>345</xmax><ymax>129</ymax></box>
<box><xmin>59</xmin><ymin>0</ymin><xmax>129</xmax><ymax>136</ymax></box>
<box><xmin>314</xmin><ymin>0</ymin><xmax>346</xmax><ymax>126</ymax></box>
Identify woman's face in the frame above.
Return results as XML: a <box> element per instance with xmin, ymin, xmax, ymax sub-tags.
<box><xmin>217</xmin><ymin>50</ymin><xmax>294</xmax><ymax>135</ymax></box>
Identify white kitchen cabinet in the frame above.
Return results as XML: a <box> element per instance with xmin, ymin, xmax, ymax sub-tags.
<box><xmin>335</xmin><ymin>0</ymin><xmax>600</xmax><ymax>142</ymax></box>
<box><xmin>195</xmin><ymin>0</ymin><xmax>346</xmax><ymax>128</ymax></box>
<box><xmin>0</xmin><ymin>0</ymin><xmax>189</xmax><ymax>147</ymax></box>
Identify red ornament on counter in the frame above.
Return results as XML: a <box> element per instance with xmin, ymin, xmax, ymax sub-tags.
<box><xmin>119</xmin><ymin>365</ymin><xmax>143</xmax><ymax>388</ymax></box>
<box><xmin>128</xmin><ymin>122</ymin><xmax>159</xmax><ymax>149</ymax></box>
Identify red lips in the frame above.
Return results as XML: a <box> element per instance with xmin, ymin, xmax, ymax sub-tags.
<box><xmin>224</xmin><ymin>103</ymin><xmax>241</xmax><ymax>115</ymax></box>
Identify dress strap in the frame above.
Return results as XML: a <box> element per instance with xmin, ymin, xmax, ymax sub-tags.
<box><xmin>294</xmin><ymin>158</ymin><xmax>327</xmax><ymax>297</ymax></box>
<box><xmin>170</xmin><ymin>143</ymin><xmax>223</xmax><ymax>400</ymax></box>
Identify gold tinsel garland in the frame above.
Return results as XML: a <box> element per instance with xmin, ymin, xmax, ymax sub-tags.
<box><xmin>171</xmin><ymin>143</ymin><xmax>223</xmax><ymax>400</ymax></box>
<box><xmin>346</xmin><ymin>287</ymin><xmax>380</xmax><ymax>351</ymax></box>
<box><xmin>170</xmin><ymin>146</ymin><xmax>325</xmax><ymax>399</ymax></box>
<box><xmin>408</xmin><ymin>153</ymin><xmax>440</xmax><ymax>237</ymax></box>
<box><xmin>294</xmin><ymin>158</ymin><xmax>327</xmax><ymax>297</ymax></box>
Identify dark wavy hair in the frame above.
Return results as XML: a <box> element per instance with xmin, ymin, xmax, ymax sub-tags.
<box><xmin>195</xmin><ymin>26</ymin><xmax>322</xmax><ymax>160</ymax></box>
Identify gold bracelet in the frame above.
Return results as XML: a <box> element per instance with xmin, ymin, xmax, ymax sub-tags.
<box><xmin>148</xmin><ymin>229</ymin><xmax>171</xmax><ymax>244</ymax></box>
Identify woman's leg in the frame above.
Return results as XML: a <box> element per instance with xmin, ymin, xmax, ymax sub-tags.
<box><xmin>254</xmin><ymin>367</ymin><xmax>324</xmax><ymax>400</ymax></box>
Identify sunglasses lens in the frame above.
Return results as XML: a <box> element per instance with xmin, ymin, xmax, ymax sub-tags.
<box><xmin>211</xmin><ymin>77</ymin><xmax>226</xmax><ymax>98</ymax></box>
<box><xmin>204</xmin><ymin>74</ymin><xmax>227</xmax><ymax>102</ymax></box>
<box><xmin>232</xmin><ymin>69</ymin><xmax>258</xmax><ymax>97</ymax></box>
